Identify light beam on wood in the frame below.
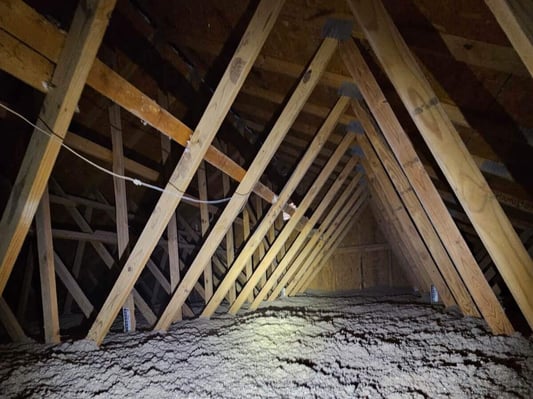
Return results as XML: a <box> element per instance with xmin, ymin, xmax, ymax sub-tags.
<box><xmin>35</xmin><ymin>187</ymin><xmax>60</xmax><ymax>343</ymax></box>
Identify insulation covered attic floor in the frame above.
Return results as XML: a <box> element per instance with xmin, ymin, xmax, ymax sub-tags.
<box><xmin>1</xmin><ymin>292</ymin><xmax>532</xmax><ymax>398</ymax></box>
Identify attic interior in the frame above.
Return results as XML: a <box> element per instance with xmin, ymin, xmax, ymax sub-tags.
<box><xmin>0</xmin><ymin>0</ymin><xmax>532</xmax><ymax>397</ymax></box>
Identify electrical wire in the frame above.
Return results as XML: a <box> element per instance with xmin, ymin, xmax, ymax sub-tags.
<box><xmin>0</xmin><ymin>102</ymin><xmax>233</xmax><ymax>205</ymax></box>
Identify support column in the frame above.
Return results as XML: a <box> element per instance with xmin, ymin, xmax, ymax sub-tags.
<box><xmin>110</xmin><ymin>82</ymin><xmax>135</xmax><ymax>332</ymax></box>
<box><xmin>36</xmin><ymin>187</ymin><xmax>60</xmax><ymax>343</ymax></box>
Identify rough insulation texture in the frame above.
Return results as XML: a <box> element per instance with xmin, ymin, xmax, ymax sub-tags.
<box><xmin>0</xmin><ymin>293</ymin><xmax>532</xmax><ymax>398</ymax></box>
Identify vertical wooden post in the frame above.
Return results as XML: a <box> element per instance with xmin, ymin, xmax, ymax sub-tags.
<box><xmin>110</xmin><ymin>91</ymin><xmax>135</xmax><ymax>332</ymax></box>
<box><xmin>159</xmin><ymin>91</ymin><xmax>181</xmax><ymax>320</ymax></box>
<box><xmin>36</xmin><ymin>187</ymin><xmax>60</xmax><ymax>343</ymax></box>
<box><xmin>254</xmin><ymin>196</ymin><xmax>267</xmax><ymax>290</ymax></box>
<box><xmin>197</xmin><ymin>161</ymin><xmax>213</xmax><ymax>302</ymax></box>
<box><xmin>87</xmin><ymin>0</ymin><xmax>284</xmax><ymax>344</ymax></box>
<box><xmin>339</xmin><ymin>25</ymin><xmax>517</xmax><ymax>333</ymax></box>
<box><xmin>243</xmin><ymin>208</ymin><xmax>253</xmax><ymax>302</ymax></box>
<box><xmin>221</xmin><ymin>153</ymin><xmax>236</xmax><ymax>304</ymax></box>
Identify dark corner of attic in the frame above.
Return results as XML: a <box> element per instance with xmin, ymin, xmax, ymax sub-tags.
<box><xmin>0</xmin><ymin>0</ymin><xmax>532</xmax><ymax>397</ymax></box>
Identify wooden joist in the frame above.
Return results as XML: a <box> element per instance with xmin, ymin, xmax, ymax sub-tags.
<box><xmin>197</xmin><ymin>162</ymin><xmax>213</xmax><ymax>302</ymax></box>
<box><xmin>339</xmin><ymin>34</ymin><xmax>515</xmax><ymax>333</ymax></box>
<box><xmin>35</xmin><ymin>187</ymin><xmax>60</xmax><ymax>344</ymax></box>
<box><xmin>348</xmin><ymin>0</ymin><xmax>531</xmax><ymax>332</ymax></box>
<box><xmin>85</xmin><ymin>0</ymin><xmax>284</xmax><ymax>345</ymax></box>
<box><xmin>201</xmin><ymin>96</ymin><xmax>350</xmax><ymax>318</ymax></box>
<box><xmin>0</xmin><ymin>0</ymin><xmax>116</xmax><ymax>297</ymax></box>
<box><xmin>0</xmin><ymin>0</ymin><xmax>298</xmax><ymax>223</ymax></box>
<box><xmin>484</xmin><ymin>0</ymin><xmax>533</xmax><ymax>77</ymax></box>
<box><xmin>110</xmin><ymin>97</ymin><xmax>136</xmax><ymax>332</ymax></box>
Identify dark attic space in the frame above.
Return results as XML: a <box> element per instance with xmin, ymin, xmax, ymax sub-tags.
<box><xmin>0</xmin><ymin>0</ymin><xmax>532</xmax><ymax>397</ymax></box>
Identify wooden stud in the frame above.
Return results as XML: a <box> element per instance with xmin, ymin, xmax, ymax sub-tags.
<box><xmin>253</xmin><ymin>196</ymin><xmax>268</xmax><ymax>290</ymax></box>
<box><xmin>35</xmin><ymin>187</ymin><xmax>60</xmax><ymax>343</ymax></box>
<box><xmin>353</xmin><ymin>106</ymin><xmax>480</xmax><ymax>317</ymax></box>
<box><xmin>242</xmin><ymin>208</ymin><xmax>253</xmax><ymax>302</ymax></box>
<box><xmin>247</xmin><ymin>153</ymin><xmax>358</xmax><ymax>312</ymax></box>
<box><xmin>485</xmin><ymin>0</ymin><xmax>533</xmax><ymax>77</ymax></box>
<box><xmin>158</xmin><ymin>91</ymin><xmax>181</xmax><ymax>303</ymax></box>
<box><xmin>110</xmin><ymin>78</ymin><xmax>135</xmax><ymax>332</ymax></box>
<box><xmin>0</xmin><ymin>0</ymin><xmax>116</xmax><ymax>296</ymax></box>
<box><xmin>202</xmin><ymin>96</ymin><xmax>350</xmax><ymax>317</ymax></box>
<box><xmin>86</xmin><ymin>0</ymin><xmax>284</xmax><ymax>344</ymax></box>
<box><xmin>197</xmin><ymin>162</ymin><xmax>213</xmax><ymax>302</ymax></box>
<box><xmin>221</xmin><ymin>152</ymin><xmax>237</xmax><ymax>304</ymax></box>
<box><xmin>346</xmin><ymin>0</ymin><xmax>526</xmax><ymax>333</ymax></box>
<box><xmin>0</xmin><ymin>0</ymin><xmax>299</xmax><ymax>223</ymax></box>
